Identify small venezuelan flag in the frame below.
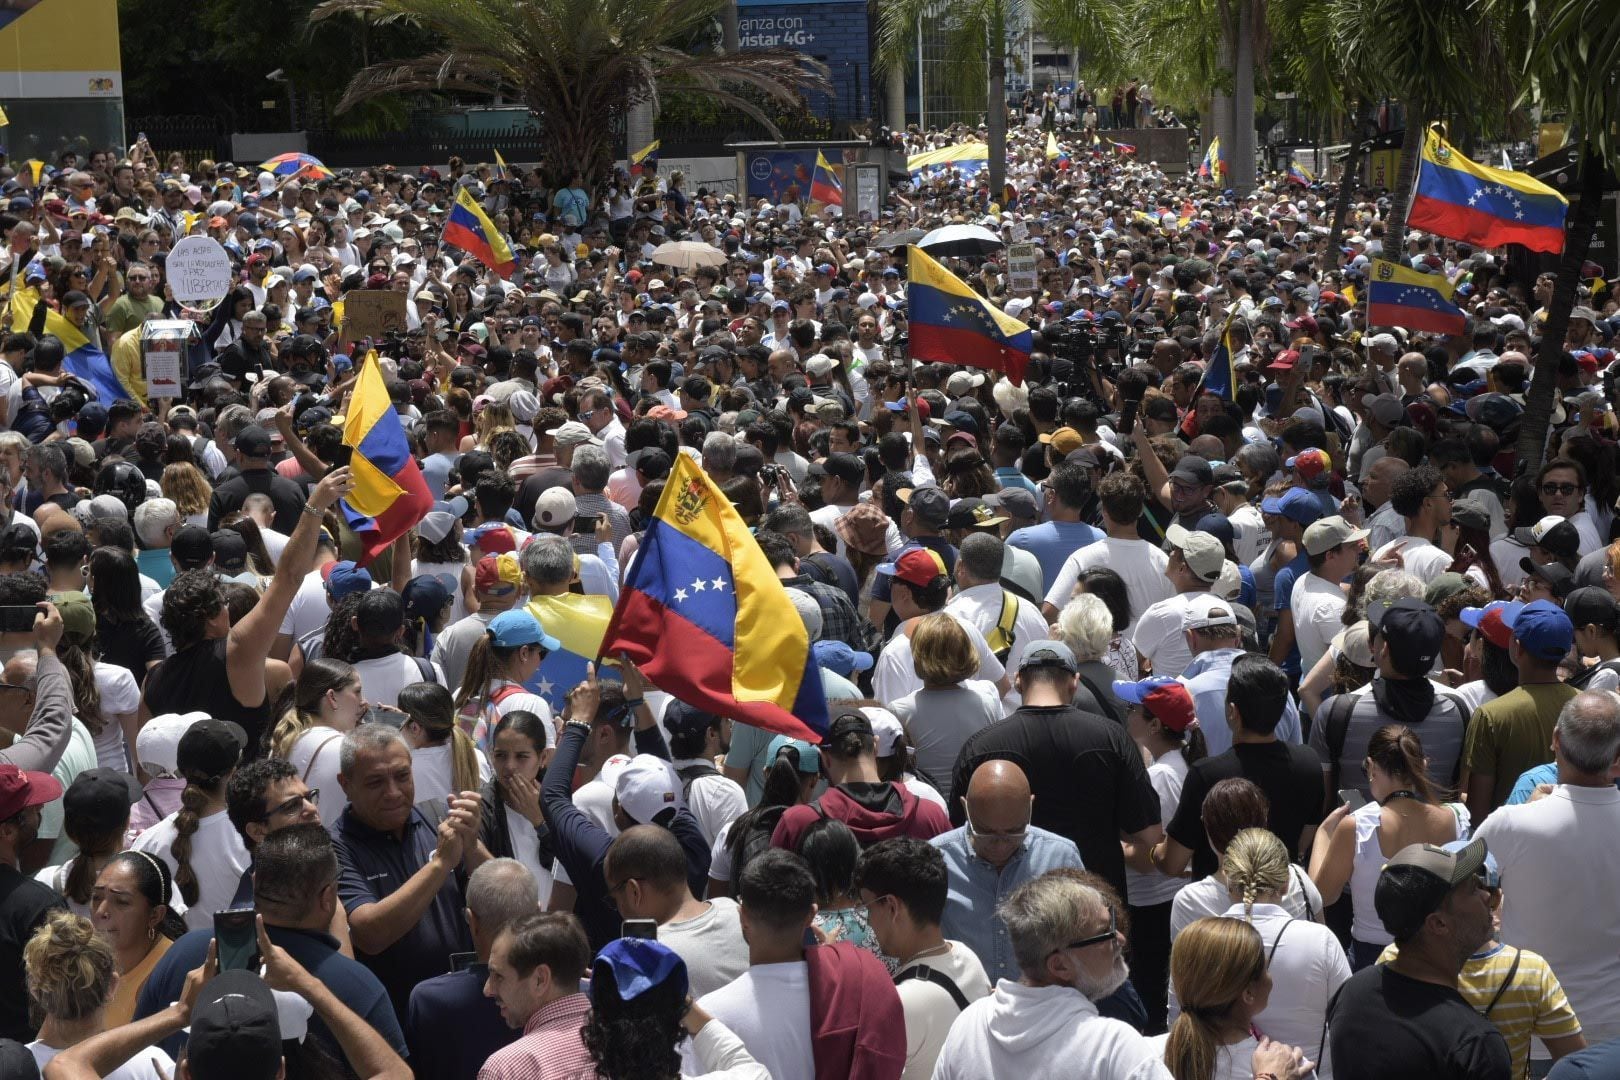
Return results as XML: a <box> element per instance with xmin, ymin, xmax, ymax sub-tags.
<box><xmin>1366</xmin><ymin>259</ymin><xmax>1466</xmax><ymax>336</ymax></box>
<box><xmin>340</xmin><ymin>350</ymin><xmax>435</xmax><ymax>566</ymax></box>
<box><xmin>603</xmin><ymin>453</ymin><xmax>829</xmax><ymax>743</ymax></box>
<box><xmin>630</xmin><ymin>139</ymin><xmax>660</xmax><ymax>177</ymax></box>
<box><xmin>443</xmin><ymin>187</ymin><xmax>515</xmax><ymax>279</ymax></box>
<box><xmin>810</xmin><ymin>151</ymin><xmax>843</xmax><ymax>209</ymax></box>
<box><xmin>10</xmin><ymin>288</ymin><xmax>135</xmax><ymax>405</ymax></box>
<box><xmin>491</xmin><ymin>149</ymin><xmax>508</xmax><ymax>182</ymax></box>
<box><xmin>1285</xmin><ymin>161</ymin><xmax>1314</xmax><ymax>186</ymax></box>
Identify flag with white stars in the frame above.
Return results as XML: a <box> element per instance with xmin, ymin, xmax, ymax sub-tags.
<box><xmin>521</xmin><ymin>592</ymin><xmax>616</xmax><ymax>713</ymax></box>
<box><xmin>1411</xmin><ymin>127</ymin><xmax>1568</xmax><ymax>254</ymax></box>
<box><xmin>1366</xmin><ymin>258</ymin><xmax>1466</xmax><ymax>336</ymax></box>
<box><xmin>906</xmin><ymin>245</ymin><xmax>1033</xmax><ymax>385</ymax></box>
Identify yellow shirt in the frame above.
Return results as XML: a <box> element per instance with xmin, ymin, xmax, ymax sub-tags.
<box><xmin>104</xmin><ymin>935</ymin><xmax>172</xmax><ymax>1029</ymax></box>
<box><xmin>1378</xmin><ymin>942</ymin><xmax>1581</xmax><ymax>1078</ymax></box>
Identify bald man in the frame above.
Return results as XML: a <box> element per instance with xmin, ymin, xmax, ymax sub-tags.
<box><xmin>1361</xmin><ymin>456</ymin><xmax>1411</xmax><ymax>553</ymax></box>
<box><xmin>929</xmin><ymin>759</ymin><xmax>1085</xmax><ymax>983</ymax></box>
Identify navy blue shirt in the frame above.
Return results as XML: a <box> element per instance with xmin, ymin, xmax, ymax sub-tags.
<box><xmin>134</xmin><ymin>924</ymin><xmax>405</xmax><ymax>1060</ymax></box>
<box><xmin>405</xmin><ymin>966</ymin><xmax>515</xmax><ymax>1080</ymax></box>
<box><xmin>332</xmin><ymin>801</ymin><xmax>474</xmax><ymax>1017</ymax></box>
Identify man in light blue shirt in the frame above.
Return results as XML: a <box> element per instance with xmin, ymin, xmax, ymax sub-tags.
<box><xmin>1179</xmin><ymin>595</ymin><xmax>1303</xmax><ymax>751</ymax></box>
<box><xmin>1005</xmin><ymin>460</ymin><xmax>1103</xmax><ymax>594</ymax></box>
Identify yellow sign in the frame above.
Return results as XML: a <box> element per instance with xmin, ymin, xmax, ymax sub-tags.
<box><xmin>0</xmin><ymin>0</ymin><xmax>123</xmax><ymax>99</ymax></box>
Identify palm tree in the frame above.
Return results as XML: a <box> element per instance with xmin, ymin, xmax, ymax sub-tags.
<box><xmin>873</xmin><ymin>0</ymin><xmax>1126</xmax><ymax>198</ymax></box>
<box><xmin>310</xmin><ymin>0</ymin><xmax>828</xmax><ymax>189</ymax></box>
<box><xmin>1487</xmin><ymin>0</ymin><xmax>1620</xmax><ymax>471</ymax></box>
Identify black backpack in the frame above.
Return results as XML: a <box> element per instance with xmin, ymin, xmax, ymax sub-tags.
<box><xmin>727</xmin><ymin>804</ymin><xmax>789</xmax><ymax>883</ymax></box>
<box><xmin>12</xmin><ymin>385</ymin><xmax>52</xmax><ymax>443</ymax></box>
<box><xmin>676</xmin><ymin>760</ymin><xmax>720</xmax><ymax>800</ymax></box>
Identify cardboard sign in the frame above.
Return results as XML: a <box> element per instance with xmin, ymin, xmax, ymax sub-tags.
<box><xmin>141</xmin><ymin>319</ymin><xmax>192</xmax><ymax>399</ymax></box>
<box><xmin>342</xmin><ymin>290</ymin><xmax>409</xmax><ymax>342</ymax></box>
<box><xmin>1007</xmin><ymin>242</ymin><xmax>1038</xmax><ymax>295</ymax></box>
<box><xmin>167</xmin><ymin>236</ymin><xmax>234</xmax><ymax>304</ymax></box>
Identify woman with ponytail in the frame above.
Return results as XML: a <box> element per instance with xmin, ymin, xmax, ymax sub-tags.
<box><xmin>452</xmin><ymin>609</ymin><xmax>555</xmax><ymax>751</ymax></box>
<box><xmin>1152</xmin><ymin>916</ymin><xmax>1313</xmax><ymax>1080</ymax></box>
<box><xmin>1117</xmin><ymin>675</ymin><xmax>1207</xmax><ymax>1034</ymax></box>
<box><xmin>271</xmin><ymin>657</ymin><xmax>366</xmax><ymax>827</ymax></box>
<box><xmin>91</xmin><ymin>851</ymin><xmax>187</xmax><ymax>1027</ymax></box>
<box><xmin>36</xmin><ymin>769</ymin><xmax>142</xmax><ymax>919</ymax></box>
<box><xmin>24</xmin><ymin>910</ymin><xmax>177</xmax><ymax>1077</ymax></box>
<box><xmin>400</xmin><ymin>681</ymin><xmax>492</xmax><ymax>802</ymax></box>
<box><xmin>709</xmin><ymin>736</ymin><xmax>821</xmax><ymax>897</ymax></box>
<box><xmin>1308</xmin><ymin>722</ymin><xmax>1469</xmax><ymax>970</ymax></box>
<box><xmin>479</xmin><ymin>710</ymin><xmax>556</xmax><ymax>902</ymax></box>
<box><xmin>130</xmin><ymin>718</ymin><xmax>250</xmax><ymax>932</ymax></box>
<box><xmin>52</xmin><ymin>590</ymin><xmax>142</xmax><ymax>774</ymax></box>
<box><xmin>1207</xmin><ymin>829</ymin><xmax>1351</xmax><ymax>1080</ymax></box>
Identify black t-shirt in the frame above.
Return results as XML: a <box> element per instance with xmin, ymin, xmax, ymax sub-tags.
<box><xmin>0</xmin><ymin>864</ymin><xmax>66</xmax><ymax>1040</ymax></box>
<box><xmin>207</xmin><ymin>467</ymin><xmax>308</xmax><ymax>534</ymax></box>
<box><xmin>1328</xmin><ymin>965</ymin><xmax>1512</xmax><ymax>1080</ymax></box>
<box><xmin>516</xmin><ymin>465</ymin><xmax>574</xmax><ymax>526</ymax></box>
<box><xmin>1168</xmin><ymin>741</ymin><xmax>1325</xmax><ymax>879</ymax></box>
<box><xmin>98</xmin><ymin>614</ymin><xmax>166</xmax><ymax>689</ymax></box>
<box><xmin>950</xmin><ymin>704</ymin><xmax>1161</xmax><ymax>898</ymax></box>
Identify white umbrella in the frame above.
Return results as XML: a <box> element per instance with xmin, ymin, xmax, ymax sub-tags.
<box><xmin>649</xmin><ymin>240</ymin><xmax>728</xmax><ymax>270</ymax></box>
<box><xmin>917</xmin><ymin>224</ymin><xmax>1004</xmax><ymax>258</ymax></box>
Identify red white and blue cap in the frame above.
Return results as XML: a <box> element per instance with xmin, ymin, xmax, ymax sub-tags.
<box><xmin>1112</xmin><ymin>677</ymin><xmax>1197</xmax><ymax>733</ymax></box>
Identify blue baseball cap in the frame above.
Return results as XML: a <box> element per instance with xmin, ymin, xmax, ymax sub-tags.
<box><xmin>812</xmin><ymin>639</ymin><xmax>875</xmax><ymax>677</ymax></box>
<box><xmin>322</xmin><ymin>560</ymin><xmax>373</xmax><ymax>598</ymax></box>
<box><xmin>1260</xmin><ymin>487</ymin><xmax>1325</xmax><ymax>526</ymax></box>
<box><xmin>1460</xmin><ymin>600</ymin><xmax>1524</xmax><ymax>650</ymax></box>
<box><xmin>766</xmin><ymin>734</ymin><xmax>821</xmax><ymax>775</ymax></box>
<box><xmin>1112</xmin><ymin>677</ymin><xmax>1197</xmax><ymax>732</ymax></box>
<box><xmin>401</xmin><ymin>574</ymin><xmax>455</xmax><ymax>621</ymax></box>
<box><xmin>1502</xmin><ymin>598</ymin><xmax>1574</xmax><ymax>661</ymax></box>
<box><xmin>591</xmin><ymin>938</ymin><xmax>687</xmax><ymax>1005</ymax></box>
<box><xmin>1191</xmin><ymin>512</ymin><xmax>1235</xmax><ymax>550</ymax></box>
<box><xmin>486</xmin><ymin>609</ymin><xmax>560</xmax><ymax>651</ymax></box>
<box><xmin>1441</xmin><ymin>838</ymin><xmax>1500</xmax><ymax>889</ymax></box>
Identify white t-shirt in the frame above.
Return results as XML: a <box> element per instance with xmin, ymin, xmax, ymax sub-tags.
<box><xmin>658</xmin><ymin>896</ymin><xmax>751</xmax><ymax>1000</ymax></box>
<box><xmin>1125</xmin><ymin>749</ymin><xmax>1189</xmax><ymax>908</ymax></box>
<box><xmin>1046</xmin><ymin>537</ymin><xmax>1174</xmax><ymax>635</ymax></box>
<box><xmin>694</xmin><ymin>961</ymin><xmax>814</xmax><ymax>1080</ymax></box>
<box><xmin>671</xmin><ymin>762</ymin><xmax>748</xmax><ymax>848</ymax></box>
<box><xmin>410</xmin><ymin>741</ymin><xmax>494</xmax><ymax>804</ymax></box>
<box><xmin>286</xmin><ymin>725</ymin><xmax>349</xmax><ymax>828</ymax></box>
<box><xmin>132</xmin><ymin>808</ymin><xmax>251</xmax><ymax>931</ymax></box>
<box><xmin>352</xmin><ymin>652</ymin><xmax>446</xmax><ymax>708</ymax></box>
<box><xmin>504</xmin><ymin>805</ymin><xmax>554</xmax><ymax>907</ymax></box>
<box><xmin>873</xmin><ymin>615</ymin><xmax>1005</xmax><ymax>706</ymax></box>
<box><xmin>897</xmin><ymin>942</ymin><xmax>993</xmax><ymax>1080</ymax></box>
<box><xmin>1171</xmin><ymin>867</ymin><xmax>1324</xmax><ymax>941</ymax></box>
<box><xmin>430</xmin><ymin>609</ymin><xmax>498</xmax><ymax>692</ymax></box>
<box><xmin>279</xmin><ymin>569</ymin><xmax>332</xmax><ymax>643</ymax></box>
<box><xmin>1131</xmin><ymin>591</ymin><xmax>1210</xmax><ymax>679</ymax></box>
<box><xmin>29</xmin><ymin>1041</ymin><xmax>174</xmax><ymax>1080</ymax></box>
<box><xmin>1291</xmin><ymin>572</ymin><xmax>1348</xmax><ymax>675</ymax></box>
<box><xmin>90</xmin><ymin>660</ymin><xmax>142</xmax><ymax>771</ymax></box>
<box><xmin>1145</xmin><ymin>1032</ymin><xmax>1259</xmax><ymax>1080</ymax></box>
<box><xmin>1374</xmin><ymin>536</ymin><xmax>1452</xmax><ymax>581</ymax></box>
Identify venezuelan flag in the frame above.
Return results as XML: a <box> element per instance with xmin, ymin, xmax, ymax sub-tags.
<box><xmin>340</xmin><ymin>350</ymin><xmax>434</xmax><ymax>566</ymax></box>
<box><xmin>1410</xmin><ymin>127</ymin><xmax>1567</xmax><ymax>254</ymax></box>
<box><xmin>1199</xmin><ymin>138</ymin><xmax>1224</xmax><ymax>182</ymax></box>
<box><xmin>524</xmin><ymin>593</ymin><xmax>613</xmax><ymax>714</ymax></box>
<box><xmin>629</xmin><ymin>139</ymin><xmax>660</xmax><ymax>177</ymax></box>
<box><xmin>603</xmin><ymin>453</ymin><xmax>828</xmax><ymax>743</ymax></box>
<box><xmin>907</xmin><ymin>245</ymin><xmax>1033</xmax><ymax>386</ymax></box>
<box><xmin>810</xmin><ymin>151</ymin><xmax>843</xmax><ymax>209</ymax></box>
<box><xmin>1179</xmin><ymin>309</ymin><xmax>1238</xmax><ymax>438</ymax></box>
<box><xmin>1285</xmin><ymin>161</ymin><xmax>1314</xmax><ymax>186</ymax></box>
<box><xmin>22</xmin><ymin>160</ymin><xmax>44</xmax><ymax>186</ymax></box>
<box><xmin>9</xmin><ymin>288</ymin><xmax>135</xmax><ymax>405</ymax></box>
<box><xmin>443</xmin><ymin>187</ymin><xmax>515</xmax><ymax>279</ymax></box>
<box><xmin>490</xmin><ymin>150</ymin><xmax>509</xmax><ymax>182</ymax></box>
<box><xmin>1109</xmin><ymin>138</ymin><xmax>1137</xmax><ymax>156</ymax></box>
<box><xmin>1366</xmin><ymin>258</ymin><xmax>1466</xmax><ymax>336</ymax></box>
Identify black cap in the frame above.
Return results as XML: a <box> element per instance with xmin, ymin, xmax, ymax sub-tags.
<box><xmin>821</xmin><ymin>452</ymin><xmax>865</xmax><ymax>486</ymax></box>
<box><xmin>1566</xmin><ymin>586</ymin><xmax>1620</xmax><ymax>633</ymax></box>
<box><xmin>210</xmin><ymin>530</ymin><xmax>250</xmax><ymax>573</ymax></box>
<box><xmin>0</xmin><ymin>1039</ymin><xmax>39</xmax><ymax>1080</ymax></box>
<box><xmin>188</xmin><ymin>969</ymin><xmax>283</xmax><ymax>1080</ymax></box>
<box><xmin>1367</xmin><ymin>598</ymin><xmax>1445</xmax><ymax>678</ymax></box>
<box><xmin>1169</xmin><ymin>455</ymin><xmax>1214</xmax><ymax>486</ymax></box>
<box><xmin>1513</xmin><ymin>518</ymin><xmax>1581</xmax><ymax>560</ymax></box>
<box><xmin>62</xmin><ymin>767</ymin><xmax>142</xmax><ymax>836</ymax></box>
<box><xmin>170</xmin><ymin>525</ymin><xmax>213</xmax><ymax>570</ymax></box>
<box><xmin>234</xmin><ymin>425</ymin><xmax>273</xmax><ymax>458</ymax></box>
<box><xmin>827</xmin><ymin>711</ymin><xmax>874</xmax><ymax>742</ymax></box>
<box><xmin>1521</xmin><ymin>558</ymin><xmax>1576</xmax><ymax>599</ymax></box>
<box><xmin>663</xmin><ymin>699</ymin><xmax>722</xmax><ymax>742</ymax></box>
<box><xmin>187</xmin><ymin>363</ymin><xmax>222</xmax><ymax>389</ymax></box>
<box><xmin>176</xmin><ymin>718</ymin><xmax>248</xmax><ymax>781</ymax></box>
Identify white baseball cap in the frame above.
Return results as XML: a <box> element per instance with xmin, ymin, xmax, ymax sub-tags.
<box><xmin>136</xmin><ymin>712</ymin><xmax>210</xmax><ymax>777</ymax></box>
<box><xmin>615</xmin><ymin>754</ymin><xmax>682</xmax><ymax>824</ymax></box>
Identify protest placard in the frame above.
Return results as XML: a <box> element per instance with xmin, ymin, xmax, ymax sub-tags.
<box><xmin>167</xmin><ymin>237</ymin><xmax>233</xmax><ymax>304</ymax></box>
<box><xmin>1007</xmin><ymin>242</ymin><xmax>1038</xmax><ymax>295</ymax></box>
<box><xmin>141</xmin><ymin>320</ymin><xmax>193</xmax><ymax>399</ymax></box>
<box><xmin>342</xmin><ymin>290</ymin><xmax>409</xmax><ymax>342</ymax></box>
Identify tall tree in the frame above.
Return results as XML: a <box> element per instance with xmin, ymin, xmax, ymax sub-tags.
<box><xmin>310</xmin><ymin>0</ymin><xmax>828</xmax><ymax>188</ymax></box>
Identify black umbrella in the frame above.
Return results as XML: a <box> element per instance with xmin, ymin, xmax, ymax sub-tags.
<box><xmin>869</xmin><ymin>228</ymin><xmax>927</xmax><ymax>251</ymax></box>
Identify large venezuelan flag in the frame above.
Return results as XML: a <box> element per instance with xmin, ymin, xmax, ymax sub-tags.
<box><xmin>1409</xmin><ymin>128</ymin><xmax>1567</xmax><ymax>254</ymax></box>
<box><xmin>523</xmin><ymin>592</ymin><xmax>613</xmax><ymax>714</ymax></box>
<box><xmin>906</xmin><ymin>245</ymin><xmax>1033</xmax><ymax>386</ymax></box>
<box><xmin>9</xmin><ymin>288</ymin><xmax>135</xmax><ymax>405</ymax></box>
<box><xmin>443</xmin><ymin>187</ymin><xmax>515</xmax><ymax>279</ymax></box>
<box><xmin>603</xmin><ymin>454</ymin><xmax>828</xmax><ymax>743</ymax></box>
<box><xmin>340</xmin><ymin>350</ymin><xmax>434</xmax><ymax>566</ymax></box>
<box><xmin>1366</xmin><ymin>258</ymin><xmax>1467</xmax><ymax>336</ymax></box>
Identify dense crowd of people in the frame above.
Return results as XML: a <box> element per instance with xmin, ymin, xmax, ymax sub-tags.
<box><xmin>0</xmin><ymin>117</ymin><xmax>1613</xmax><ymax>1080</ymax></box>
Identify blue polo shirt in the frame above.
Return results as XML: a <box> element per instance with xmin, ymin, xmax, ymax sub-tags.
<box><xmin>1005</xmin><ymin>520</ymin><xmax>1105</xmax><ymax>594</ymax></box>
<box><xmin>406</xmin><ymin>965</ymin><xmax>515</xmax><ymax>1080</ymax></box>
<box><xmin>133</xmin><ymin>923</ymin><xmax>405</xmax><ymax>1060</ymax></box>
<box><xmin>332</xmin><ymin>801</ymin><xmax>474</xmax><ymax>1017</ymax></box>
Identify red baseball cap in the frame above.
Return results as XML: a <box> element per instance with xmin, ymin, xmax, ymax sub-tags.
<box><xmin>878</xmin><ymin>548</ymin><xmax>948</xmax><ymax>589</ymax></box>
<box><xmin>0</xmin><ymin>764</ymin><xmax>63</xmax><ymax>820</ymax></box>
<box><xmin>1286</xmin><ymin>448</ymin><xmax>1331</xmax><ymax>481</ymax></box>
<box><xmin>1266</xmin><ymin>348</ymin><xmax>1301</xmax><ymax>372</ymax></box>
<box><xmin>1112</xmin><ymin>677</ymin><xmax>1197</xmax><ymax>733</ymax></box>
<box><xmin>470</xmin><ymin>524</ymin><xmax>517</xmax><ymax>554</ymax></box>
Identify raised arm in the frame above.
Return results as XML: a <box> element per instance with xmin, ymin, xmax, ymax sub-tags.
<box><xmin>0</xmin><ymin>602</ymin><xmax>70</xmax><ymax>773</ymax></box>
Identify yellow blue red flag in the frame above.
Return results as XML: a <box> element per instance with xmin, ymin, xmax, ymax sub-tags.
<box><xmin>9</xmin><ymin>287</ymin><xmax>135</xmax><ymax>405</ymax></box>
<box><xmin>810</xmin><ymin>151</ymin><xmax>843</xmax><ymax>209</ymax></box>
<box><xmin>906</xmin><ymin>245</ymin><xmax>1033</xmax><ymax>386</ymax></box>
<box><xmin>1409</xmin><ymin>127</ymin><xmax>1567</xmax><ymax>254</ymax></box>
<box><xmin>491</xmin><ymin>149</ymin><xmax>509</xmax><ymax>182</ymax></box>
<box><xmin>602</xmin><ymin>453</ymin><xmax>828</xmax><ymax>742</ymax></box>
<box><xmin>1366</xmin><ymin>258</ymin><xmax>1466</xmax><ymax>336</ymax></box>
<box><xmin>443</xmin><ymin>187</ymin><xmax>515</xmax><ymax>279</ymax></box>
<box><xmin>630</xmin><ymin>140</ymin><xmax>660</xmax><ymax>177</ymax></box>
<box><xmin>340</xmin><ymin>349</ymin><xmax>434</xmax><ymax>565</ymax></box>
<box><xmin>524</xmin><ymin>592</ymin><xmax>614</xmax><ymax>714</ymax></box>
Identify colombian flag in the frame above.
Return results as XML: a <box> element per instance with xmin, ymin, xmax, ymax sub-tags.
<box><xmin>443</xmin><ymin>187</ymin><xmax>515</xmax><ymax>279</ymax></box>
<box><xmin>9</xmin><ymin>288</ymin><xmax>136</xmax><ymax>405</ymax></box>
<box><xmin>1285</xmin><ymin>161</ymin><xmax>1314</xmax><ymax>186</ymax></box>
<box><xmin>603</xmin><ymin>453</ymin><xmax>829</xmax><ymax>743</ymax></box>
<box><xmin>340</xmin><ymin>350</ymin><xmax>434</xmax><ymax>566</ymax></box>
<box><xmin>1366</xmin><ymin>258</ymin><xmax>1466</xmax><ymax>336</ymax></box>
<box><xmin>629</xmin><ymin>139</ymin><xmax>660</xmax><ymax>177</ymax></box>
<box><xmin>524</xmin><ymin>593</ymin><xmax>613</xmax><ymax>714</ymax></box>
<box><xmin>1409</xmin><ymin>127</ymin><xmax>1568</xmax><ymax>254</ymax></box>
<box><xmin>906</xmin><ymin>245</ymin><xmax>1033</xmax><ymax>386</ymax></box>
<box><xmin>810</xmin><ymin>151</ymin><xmax>843</xmax><ymax>210</ymax></box>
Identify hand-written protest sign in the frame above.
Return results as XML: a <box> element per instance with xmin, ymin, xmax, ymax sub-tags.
<box><xmin>167</xmin><ymin>236</ymin><xmax>234</xmax><ymax>304</ymax></box>
<box><xmin>141</xmin><ymin>320</ymin><xmax>193</xmax><ymax>399</ymax></box>
<box><xmin>342</xmin><ymin>290</ymin><xmax>409</xmax><ymax>342</ymax></box>
<box><xmin>1007</xmin><ymin>242</ymin><xmax>1038</xmax><ymax>294</ymax></box>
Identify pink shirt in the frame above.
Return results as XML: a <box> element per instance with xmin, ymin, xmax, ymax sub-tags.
<box><xmin>125</xmin><ymin>778</ymin><xmax>188</xmax><ymax>846</ymax></box>
<box><xmin>476</xmin><ymin>993</ymin><xmax>596</xmax><ymax>1080</ymax></box>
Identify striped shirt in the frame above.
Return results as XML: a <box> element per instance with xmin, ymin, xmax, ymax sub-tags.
<box><xmin>476</xmin><ymin>992</ymin><xmax>596</xmax><ymax>1080</ymax></box>
<box><xmin>1377</xmin><ymin>944</ymin><xmax>1581</xmax><ymax>1079</ymax></box>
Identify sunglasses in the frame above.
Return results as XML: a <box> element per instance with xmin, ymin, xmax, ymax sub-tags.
<box><xmin>1541</xmin><ymin>482</ymin><xmax>1581</xmax><ymax>497</ymax></box>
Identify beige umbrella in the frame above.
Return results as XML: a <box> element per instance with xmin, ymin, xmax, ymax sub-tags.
<box><xmin>649</xmin><ymin>240</ymin><xmax>729</xmax><ymax>270</ymax></box>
